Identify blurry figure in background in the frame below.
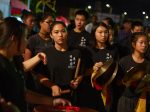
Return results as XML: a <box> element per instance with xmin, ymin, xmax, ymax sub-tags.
<box><xmin>102</xmin><ymin>17</ymin><xmax>115</xmax><ymax>28</ymax></box>
<box><xmin>117</xmin><ymin>20</ymin><xmax>144</xmax><ymax>59</ymax></box>
<box><xmin>21</xmin><ymin>9</ymin><xmax>36</xmax><ymax>37</ymax></box>
<box><xmin>108</xmin><ymin>26</ymin><xmax>115</xmax><ymax>45</ymax></box>
<box><xmin>131</xmin><ymin>21</ymin><xmax>143</xmax><ymax>33</ymax></box>
<box><xmin>144</xmin><ymin>26</ymin><xmax>150</xmax><ymax>60</ymax></box>
<box><xmin>117</xmin><ymin>19</ymin><xmax>132</xmax><ymax>44</ymax></box>
<box><xmin>102</xmin><ymin>17</ymin><xmax>119</xmax><ymax>45</ymax></box>
<box><xmin>68</xmin><ymin>9</ymin><xmax>92</xmax><ymax>49</ymax></box>
<box><xmin>116</xmin><ymin>19</ymin><xmax>132</xmax><ymax>58</ymax></box>
<box><xmin>67</xmin><ymin>19</ymin><xmax>75</xmax><ymax>31</ymax></box>
<box><xmin>144</xmin><ymin>26</ymin><xmax>150</xmax><ymax>38</ymax></box>
<box><xmin>85</xmin><ymin>15</ymin><xmax>99</xmax><ymax>34</ymax></box>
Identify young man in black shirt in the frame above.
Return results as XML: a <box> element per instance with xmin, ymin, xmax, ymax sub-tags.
<box><xmin>68</xmin><ymin>9</ymin><xmax>92</xmax><ymax>49</ymax></box>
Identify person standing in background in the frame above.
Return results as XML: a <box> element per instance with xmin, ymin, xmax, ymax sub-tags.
<box><xmin>68</xmin><ymin>9</ymin><xmax>92</xmax><ymax>49</ymax></box>
<box><xmin>85</xmin><ymin>15</ymin><xmax>99</xmax><ymax>34</ymax></box>
<box><xmin>21</xmin><ymin>10</ymin><xmax>37</xmax><ymax>37</ymax></box>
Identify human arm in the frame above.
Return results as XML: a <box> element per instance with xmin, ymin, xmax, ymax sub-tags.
<box><xmin>37</xmin><ymin>74</ymin><xmax>62</xmax><ymax>97</ymax></box>
<box><xmin>25</xmin><ymin>90</ymin><xmax>71</xmax><ymax>106</ymax></box>
<box><xmin>24</xmin><ymin>48</ymin><xmax>32</xmax><ymax>61</ymax></box>
<box><xmin>23</xmin><ymin>52</ymin><xmax>47</xmax><ymax>72</ymax></box>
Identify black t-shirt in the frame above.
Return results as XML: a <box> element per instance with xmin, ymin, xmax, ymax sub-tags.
<box><xmin>85</xmin><ymin>45</ymin><xmax>119</xmax><ymax>68</ymax></box>
<box><xmin>119</xmin><ymin>55</ymin><xmax>150</xmax><ymax>97</ymax></box>
<box><xmin>27</xmin><ymin>30</ymin><xmax>37</xmax><ymax>38</ymax></box>
<box><xmin>36</xmin><ymin>46</ymin><xmax>83</xmax><ymax>88</ymax></box>
<box><xmin>119</xmin><ymin>55</ymin><xmax>150</xmax><ymax>74</ymax></box>
<box><xmin>0</xmin><ymin>55</ymin><xmax>27</xmax><ymax>112</ymax></box>
<box><xmin>68</xmin><ymin>29</ymin><xmax>92</xmax><ymax>49</ymax></box>
<box><xmin>27</xmin><ymin>34</ymin><xmax>53</xmax><ymax>56</ymax></box>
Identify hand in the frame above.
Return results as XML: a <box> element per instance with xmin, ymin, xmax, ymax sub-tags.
<box><xmin>93</xmin><ymin>62</ymin><xmax>103</xmax><ymax>71</ymax></box>
<box><xmin>37</xmin><ymin>52</ymin><xmax>47</xmax><ymax>65</ymax></box>
<box><xmin>53</xmin><ymin>98</ymin><xmax>71</xmax><ymax>106</ymax></box>
<box><xmin>51</xmin><ymin>85</ymin><xmax>61</xmax><ymax>97</ymax></box>
<box><xmin>70</xmin><ymin>76</ymin><xmax>82</xmax><ymax>89</ymax></box>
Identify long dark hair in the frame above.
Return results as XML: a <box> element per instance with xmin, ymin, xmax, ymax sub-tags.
<box><xmin>0</xmin><ymin>17</ymin><xmax>28</xmax><ymax>51</ymax></box>
<box><xmin>90</xmin><ymin>22</ymin><xmax>110</xmax><ymax>48</ymax></box>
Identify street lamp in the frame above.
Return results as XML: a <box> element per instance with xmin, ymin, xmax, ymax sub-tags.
<box><xmin>142</xmin><ymin>11</ymin><xmax>146</xmax><ymax>15</ymax></box>
<box><xmin>124</xmin><ymin>12</ymin><xmax>127</xmax><ymax>15</ymax></box>
<box><xmin>106</xmin><ymin>4</ymin><xmax>110</xmax><ymax>8</ymax></box>
<box><xmin>106</xmin><ymin>4</ymin><xmax>112</xmax><ymax>14</ymax></box>
<box><xmin>145</xmin><ymin>15</ymin><xmax>149</xmax><ymax>19</ymax></box>
<box><xmin>87</xmin><ymin>5</ymin><xmax>92</xmax><ymax>10</ymax></box>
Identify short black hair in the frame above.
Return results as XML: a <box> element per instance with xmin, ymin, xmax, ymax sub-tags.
<box><xmin>75</xmin><ymin>9</ymin><xmax>89</xmax><ymax>20</ymax></box>
<box><xmin>131</xmin><ymin>21</ymin><xmax>143</xmax><ymax>30</ymax></box>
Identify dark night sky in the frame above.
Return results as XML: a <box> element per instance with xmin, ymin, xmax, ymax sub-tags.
<box><xmin>101</xmin><ymin>0</ymin><xmax>150</xmax><ymax>19</ymax></box>
<box><xmin>56</xmin><ymin>0</ymin><xmax>150</xmax><ymax>19</ymax></box>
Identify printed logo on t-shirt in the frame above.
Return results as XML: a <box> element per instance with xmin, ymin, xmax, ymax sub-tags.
<box><xmin>106</xmin><ymin>53</ymin><xmax>112</xmax><ymax>61</ymax></box>
<box><xmin>68</xmin><ymin>55</ymin><xmax>76</xmax><ymax>69</ymax></box>
<box><xmin>79</xmin><ymin>37</ymin><xmax>86</xmax><ymax>47</ymax></box>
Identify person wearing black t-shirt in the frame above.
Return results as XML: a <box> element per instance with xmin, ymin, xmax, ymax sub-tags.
<box><xmin>35</xmin><ymin>21</ymin><xmax>84</xmax><ymax>104</ymax></box>
<box><xmin>76</xmin><ymin>22</ymin><xmax>119</xmax><ymax>112</ymax></box>
<box><xmin>0</xmin><ymin>17</ymin><xmax>71</xmax><ymax>112</ymax></box>
<box><xmin>24</xmin><ymin>12</ymin><xmax>54</xmax><ymax>59</ymax></box>
<box><xmin>117</xmin><ymin>32</ymin><xmax>150</xmax><ymax>112</ymax></box>
<box><xmin>68</xmin><ymin>9</ymin><xmax>92</xmax><ymax>49</ymax></box>
<box><xmin>24</xmin><ymin>12</ymin><xmax>54</xmax><ymax>93</ymax></box>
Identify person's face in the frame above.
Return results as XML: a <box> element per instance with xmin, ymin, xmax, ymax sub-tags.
<box><xmin>132</xmin><ymin>26</ymin><xmax>143</xmax><ymax>33</ymax></box>
<box><xmin>74</xmin><ymin>15</ymin><xmax>86</xmax><ymax>30</ymax></box>
<box><xmin>92</xmin><ymin>16</ymin><xmax>98</xmax><ymax>24</ymax></box>
<box><xmin>95</xmin><ymin>26</ymin><xmax>109</xmax><ymax>44</ymax></box>
<box><xmin>123</xmin><ymin>22</ymin><xmax>132</xmax><ymax>31</ymax></box>
<box><xmin>24</xmin><ymin>15</ymin><xmax>35</xmax><ymax>30</ymax></box>
<box><xmin>132</xmin><ymin>36</ymin><xmax>148</xmax><ymax>54</ymax></box>
<box><xmin>50</xmin><ymin>24</ymin><xmax>68</xmax><ymax>46</ymax></box>
<box><xmin>40</xmin><ymin>16</ymin><xmax>53</xmax><ymax>33</ymax></box>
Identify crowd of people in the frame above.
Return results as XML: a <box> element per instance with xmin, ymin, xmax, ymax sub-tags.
<box><xmin>0</xmin><ymin>9</ymin><xmax>150</xmax><ymax>112</ymax></box>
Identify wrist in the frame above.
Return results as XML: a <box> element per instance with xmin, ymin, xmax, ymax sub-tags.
<box><xmin>37</xmin><ymin>53</ymin><xmax>42</xmax><ymax>61</ymax></box>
